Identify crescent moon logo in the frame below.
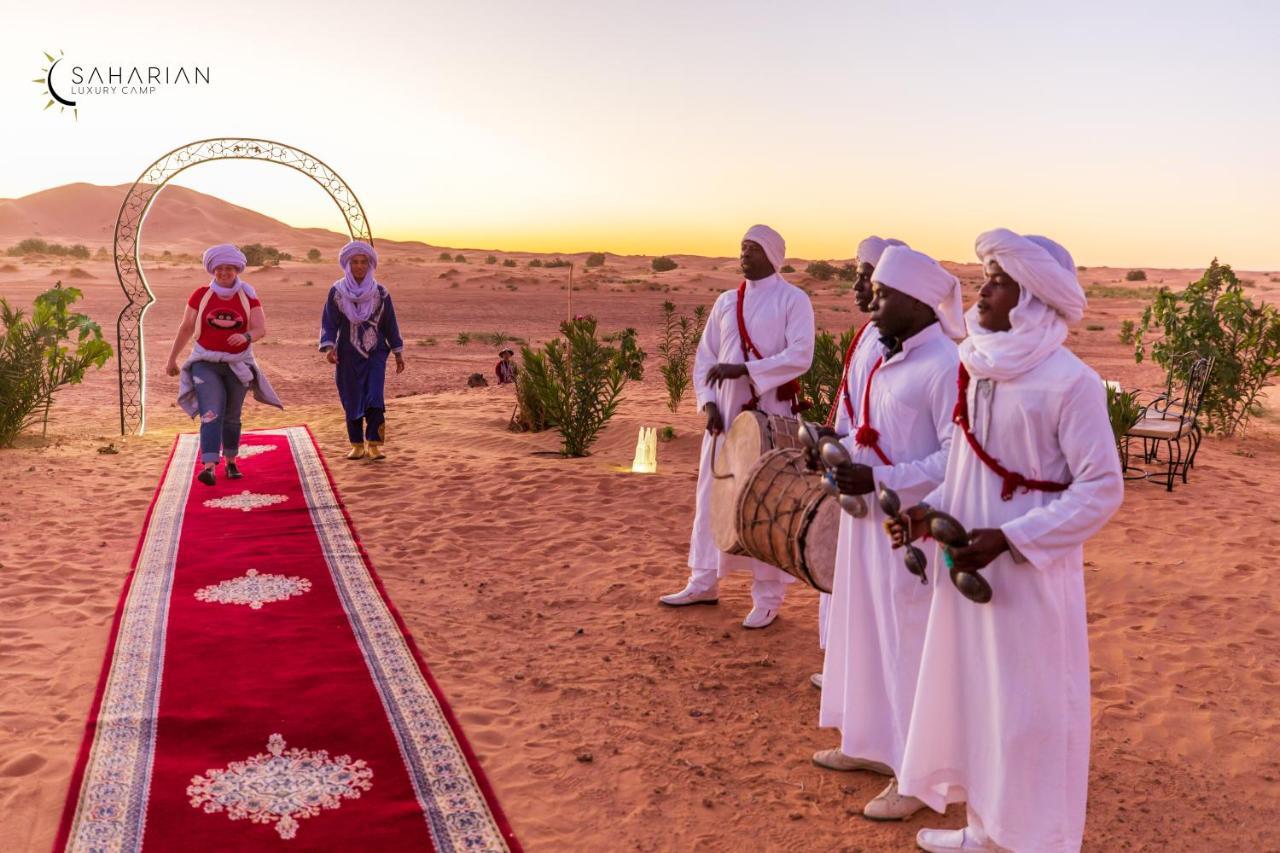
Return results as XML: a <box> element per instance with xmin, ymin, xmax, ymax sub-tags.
<box><xmin>47</xmin><ymin>58</ymin><xmax>75</xmax><ymax>107</ymax></box>
<box><xmin>35</xmin><ymin>49</ymin><xmax>77</xmax><ymax>120</ymax></box>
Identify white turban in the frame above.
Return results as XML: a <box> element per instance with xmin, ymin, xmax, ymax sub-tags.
<box><xmin>975</xmin><ymin>228</ymin><xmax>1086</xmax><ymax>324</ymax></box>
<box><xmin>743</xmin><ymin>224</ymin><xmax>786</xmax><ymax>274</ymax></box>
<box><xmin>856</xmin><ymin>236</ymin><xmax>907</xmax><ymax>269</ymax></box>
<box><xmin>202</xmin><ymin>243</ymin><xmax>246</xmax><ymax>274</ymax></box>
<box><xmin>872</xmin><ymin>246</ymin><xmax>965</xmax><ymax>339</ymax></box>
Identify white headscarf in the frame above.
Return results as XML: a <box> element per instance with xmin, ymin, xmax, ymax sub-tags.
<box><xmin>334</xmin><ymin>240</ymin><xmax>382</xmax><ymax>324</ymax></box>
<box><xmin>201</xmin><ymin>243</ymin><xmax>256</xmax><ymax>300</ymax></box>
<box><xmin>960</xmin><ymin>230</ymin><xmax>1083</xmax><ymax>381</ymax></box>
<box><xmin>743</xmin><ymin>224</ymin><xmax>786</xmax><ymax>275</ymax></box>
<box><xmin>872</xmin><ymin>245</ymin><xmax>965</xmax><ymax>339</ymax></box>
<box><xmin>856</xmin><ymin>236</ymin><xmax>907</xmax><ymax>269</ymax></box>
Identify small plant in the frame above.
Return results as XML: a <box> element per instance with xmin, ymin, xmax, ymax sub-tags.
<box><xmin>5</xmin><ymin>239</ymin><xmax>90</xmax><ymax>259</ymax></box>
<box><xmin>805</xmin><ymin>261</ymin><xmax>837</xmax><ymax>281</ymax></box>
<box><xmin>0</xmin><ymin>283</ymin><xmax>113</xmax><ymax>444</ymax></box>
<box><xmin>1134</xmin><ymin>258</ymin><xmax>1280</xmax><ymax>435</ymax></box>
<box><xmin>93</xmin><ymin>247</ymin><xmax>110</xmax><ymax>261</ymax></box>
<box><xmin>67</xmin><ymin>267</ymin><xmax>92</xmax><ymax>279</ymax></box>
<box><xmin>514</xmin><ymin>318</ymin><xmax>631</xmax><ymax>456</ymax></box>
<box><xmin>418</xmin><ymin>337</ymin><xmax>438</xmax><ymax>346</ymax></box>
<box><xmin>529</xmin><ymin>259</ymin><xmax>544</xmax><ymax>268</ymax></box>
<box><xmin>659</xmin><ymin>425</ymin><xmax>677</xmax><ymax>442</ymax></box>
<box><xmin>1105</xmin><ymin>384</ymin><xmax>1143</xmax><ymax>453</ymax></box>
<box><xmin>456</xmin><ymin>332</ymin><xmax>472</xmax><ymax>345</ymax></box>
<box><xmin>799</xmin><ymin>326</ymin><xmax>858</xmax><ymax>426</ymax></box>
<box><xmin>306</xmin><ymin>248</ymin><xmax>322</xmax><ymax>262</ymax></box>
<box><xmin>836</xmin><ymin>263</ymin><xmax>857</xmax><ymax>282</ymax></box>
<box><xmin>1126</xmin><ymin>269</ymin><xmax>1148</xmax><ymax>281</ymax></box>
<box><xmin>502</xmin><ymin>259</ymin><xmax>517</xmax><ymax>267</ymax></box>
<box><xmin>585</xmin><ymin>252</ymin><xmax>606</xmax><ymax>268</ymax></box>
<box><xmin>657</xmin><ymin>300</ymin><xmax>707</xmax><ymax>412</ymax></box>
<box><xmin>1085</xmin><ymin>324</ymin><xmax>1104</xmax><ymax>332</ymax></box>
<box><xmin>779</xmin><ymin>264</ymin><xmax>795</xmax><ymax>274</ymax></box>
<box><xmin>486</xmin><ymin>254</ymin><xmax>498</xmax><ymax>264</ymax></box>
<box><xmin>1118</xmin><ymin>319</ymin><xmax>1136</xmax><ymax>345</ymax></box>
<box><xmin>603</xmin><ymin>327</ymin><xmax>647</xmax><ymax>380</ymax></box>
<box><xmin>439</xmin><ymin>251</ymin><xmax>453</xmax><ymax>261</ymax></box>
<box><xmin>545</xmin><ymin>258</ymin><xmax>571</xmax><ymax>268</ymax></box>
<box><xmin>455</xmin><ymin>254</ymin><xmax>467</xmax><ymax>263</ymax></box>
<box><xmin>652</xmin><ymin>256</ymin><xmax>678</xmax><ymax>272</ymax></box>
<box><xmin>1077</xmin><ymin>265</ymin><xmax>1088</xmax><ymax>272</ymax></box>
<box><xmin>240</xmin><ymin>243</ymin><xmax>292</xmax><ymax>266</ymax></box>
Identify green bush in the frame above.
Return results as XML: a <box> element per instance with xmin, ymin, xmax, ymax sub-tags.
<box><xmin>585</xmin><ymin>253</ymin><xmax>606</xmax><ymax>268</ymax></box>
<box><xmin>486</xmin><ymin>255</ymin><xmax>498</xmax><ymax>264</ymax></box>
<box><xmin>837</xmin><ymin>263</ymin><xmax>857</xmax><ymax>282</ymax></box>
<box><xmin>439</xmin><ymin>251</ymin><xmax>453</xmax><ymax>261</ymax></box>
<box><xmin>652</xmin><ymin>256</ymin><xmax>678</xmax><ymax>272</ymax></box>
<box><xmin>603</xmin><ymin>327</ymin><xmax>647</xmax><ymax>380</ymax></box>
<box><xmin>529</xmin><ymin>259</ymin><xmax>544</xmax><ymax>268</ymax></box>
<box><xmin>1134</xmin><ymin>258</ymin><xmax>1280</xmax><ymax>435</ymax></box>
<box><xmin>0</xmin><ymin>283</ymin><xmax>113</xmax><ymax>445</ymax></box>
<box><xmin>1118</xmin><ymin>319</ymin><xmax>1137</xmax><ymax>345</ymax></box>
<box><xmin>1126</xmin><ymin>269</ymin><xmax>1147</xmax><ymax>281</ymax></box>
<box><xmin>306</xmin><ymin>248</ymin><xmax>321</xmax><ymax>262</ymax></box>
<box><xmin>454</xmin><ymin>254</ymin><xmax>467</xmax><ymax>263</ymax></box>
<box><xmin>798</xmin><ymin>326</ymin><xmax>858</xmax><ymax>426</ymax></box>
<box><xmin>805</xmin><ymin>261</ymin><xmax>837</xmax><ymax>281</ymax></box>
<box><xmin>657</xmin><ymin>300</ymin><xmax>707</xmax><ymax>412</ymax></box>
<box><xmin>4</xmin><ymin>239</ymin><xmax>90</xmax><ymax>259</ymax></box>
<box><xmin>240</xmin><ymin>243</ymin><xmax>292</xmax><ymax>266</ymax></box>
<box><xmin>545</xmin><ymin>258</ymin><xmax>571</xmax><ymax>268</ymax></box>
<box><xmin>502</xmin><ymin>259</ymin><xmax>517</xmax><ymax>268</ymax></box>
<box><xmin>514</xmin><ymin>317</ymin><xmax>631</xmax><ymax>456</ymax></box>
<box><xmin>779</xmin><ymin>265</ymin><xmax>795</xmax><ymax>274</ymax></box>
<box><xmin>1105</xmin><ymin>384</ymin><xmax>1143</xmax><ymax>449</ymax></box>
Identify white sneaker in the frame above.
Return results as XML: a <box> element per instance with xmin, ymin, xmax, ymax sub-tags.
<box><xmin>810</xmin><ymin>672</ymin><xmax>823</xmax><ymax>689</ymax></box>
<box><xmin>659</xmin><ymin>584</ymin><xmax>719</xmax><ymax>607</ymax></box>
<box><xmin>862</xmin><ymin>779</ymin><xmax>925</xmax><ymax>821</ymax></box>
<box><xmin>741</xmin><ymin>606</ymin><xmax>777</xmax><ymax>629</ymax></box>
<box><xmin>916</xmin><ymin>827</ymin><xmax>1002</xmax><ymax>852</ymax></box>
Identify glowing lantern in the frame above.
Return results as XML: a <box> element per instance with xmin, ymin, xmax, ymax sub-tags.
<box><xmin>630</xmin><ymin>426</ymin><xmax>658</xmax><ymax>474</ymax></box>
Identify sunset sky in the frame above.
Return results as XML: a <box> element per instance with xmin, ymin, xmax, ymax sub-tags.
<box><xmin>2</xmin><ymin>1</ymin><xmax>1278</xmax><ymax>267</ymax></box>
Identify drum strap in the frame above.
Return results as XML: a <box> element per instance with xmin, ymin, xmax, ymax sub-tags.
<box><xmin>735</xmin><ymin>280</ymin><xmax>811</xmax><ymax>414</ymax></box>
<box><xmin>953</xmin><ymin>365</ymin><xmax>1071</xmax><ymax>501</ymax></box>
<box><xmin>827</xmin><ymin>319</ymin><xmax>872</xmax><ymax>428</ymax></box>
<box><xmin>853</xmin><ymin>356</ymin><xmax>893</xmax><ymax>465</ymax></box>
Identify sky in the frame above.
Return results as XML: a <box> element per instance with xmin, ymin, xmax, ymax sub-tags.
<box><xmin>2</xmin><ymin>0</ymin><xmax>1278</xmax><ymax>267</ymax></box>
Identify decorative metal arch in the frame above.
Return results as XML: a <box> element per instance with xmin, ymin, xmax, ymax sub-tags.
<box><xmin>114</xmin><ymin>137</ymin><xmax>372</xmax><ymax>435</ymax></box>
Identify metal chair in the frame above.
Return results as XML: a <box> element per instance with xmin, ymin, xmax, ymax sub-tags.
<box><xmin>1124</xmin><ymin>354</ymin><xmax>1214</xmax><ymax>491</ymax></box>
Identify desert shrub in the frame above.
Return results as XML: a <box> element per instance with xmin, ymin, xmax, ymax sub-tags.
<box><xmin>837</xmin><ymin>263</ymin><xmax>858</xmax><ymax>282</ymax></box>
<box><xmin>456</xmin><ymin>332</ymin><xmax>471</xmax><ymax>345</ymax></box>
<box><xmin>1086</xmin><ymin>284</ymin><xmax>1160</xmax><ymax>300</ymax></box>
<box><xmin>651</xmin><ymin>256</ymin><xmax>678</xmax><ymax>272</ymax></box>
<box><xmin>585</xmin><ymin>253</ymin><xmax>606</xmax><ymax>268</ymax></box>
<box><xmin>1085</xmin><ymin>324</ymin><xmax>1104</xmax><ymax>332</ymax></box>
<box><xmin>1126</xmin><ymin>269</ymin><xmax>1147</xmax><ymax>281</ymax></box>
<box><xmin>454</xmin><ymin>254</ymin><xmax>467</xmax><ymax>263</ymax></box>
<box><xmin>0</xmin><ymin>283</ymin><xmax>112</xmax><ymax>444</ymax></box>
<box><xmin>657</xmin><ymin>300</ymin><xmax>708</xmax><ymax>412</ymax></box>
<box><xmin>240</xmin><ymin>243</ymin><xmax>291</xmax><ymax>266</ymax></box>
<box><xmin>502</xmin><ymin>259</ymin><xmax>517</xmax><ymax>267</ymax></box>
<box><xmin>1105</xmin><ymin>384</ymin><xmax>1143</xmax><ymax>450</ymax></box>
<box><xmin>805</xmin><ymin>261</ymin><xmax>837</xmax><ymax>281</ymax></box>
<box><xmin>93</xmin><ymin>247</ymin><xmax>110</xmax><ymax>261</ymax></box>
<box><xmin>486</xmin><ymin>255</ymin><xmax>498</xmax><ymax>264</ymax></box>
<box><xmin>439</xmin><ymin>252</ymin><xmax>453</xmax><ymax>261</ymax></box>
<box><xmin>529</xmin><ymin>259</ymin><xmax>544</xmax><ymax>268</ymax></box>
<box><xmin>1077</xmin><ymin>265</ymin><xmax>1088</xmax><ymax>272</ymax></box>
<box><xmin>1118</xmin><ymin>319</ymin><xmax>1137</xmax><ymax>345</ymax></box>
<box><xmin>779</xmin><ymin>265</ymin><xmax>795</xmax><ymax>274</ymax></box>
<box><xmin>798</xmin><ymin>326</ymin><xmax>858</xmax><ymax>426</ymax></box>
<box><xmin>5</xmin><ymin>239</ymin><xmax>91</xmax><ymax>259</ymax></box>
<box><xmin>306</xmin><ymin>248</ymin><xmax>322</xmax><ymax>262</ymax></box>
<box><xmin>659</xmin><ymin>425</ymin><xmax>677</xmax><ymax>442</ymax></box>
<box><xmin>603</xmin><ymin>327</ymin><xmax>647</xmax><ymax>380</ymax></box>
<box><xmin>513</xmin><ymin>317</ymin><xmax>631</xmax><ymax>456</ymax></box>
<box><xmin>545</xmin><ymin>258</ymin><xmax>571</xmax><ymax>269</ymax></box>
<box><xmin>1134</xmin><ymin>258</ymin><xmax>1280</xmax><ymax>435</ymax></box>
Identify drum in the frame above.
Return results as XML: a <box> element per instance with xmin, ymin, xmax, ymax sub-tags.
<box><xmin>735</xmin><ymin>448</ymin><xmax>839</xmax><ymax>593</ymax></box>
<box><xmin>710</xmin><ymin>411</ymin><xmax>805</xmax><ymax>553</ymax></box>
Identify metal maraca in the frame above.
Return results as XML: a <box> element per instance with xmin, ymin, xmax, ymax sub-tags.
<box><xmin>877</xmin><ymin>484</ymin><xmax>928</xmax><ymax>584</ymax></box>
<box><xmin>817</xmin><ymin>438</ymin><xmax>868</xmax><ymax>518</ymax></box>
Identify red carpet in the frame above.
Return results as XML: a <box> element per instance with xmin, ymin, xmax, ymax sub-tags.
<box><xmin>56</xmin><ymin>426</ymin><xmax>519</xmax><ymax>852</ymax></box>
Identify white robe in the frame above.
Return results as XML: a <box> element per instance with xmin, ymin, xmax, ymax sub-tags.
<box><xmin>819</xmin><ymin>319</ymin><xmax>879</xmax><ymax>648</ymax></box>
<box><xmin>687</xmin><ymin>274</ymin><xmax>815</xmax><ymax>598</ymax></box>
<box><xmin>897</xmin><ymin>348</ymin><xmax>1124</xmax><ymax>853</ymax></box>
<box><xmin>818</xmin><ymin>324</ymin><xmax>958</xmax><ymax>768</ymax></box>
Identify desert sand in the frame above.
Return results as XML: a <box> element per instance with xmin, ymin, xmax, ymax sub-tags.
<box><xmin>1</xmin><ymin>185</ymin><xmax>1279</xmax><ymax>851</ymax></box>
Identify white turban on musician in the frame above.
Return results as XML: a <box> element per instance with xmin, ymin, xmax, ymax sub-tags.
<box><xmin>856</xmin><ymin>236</ymin><xmax>907</xmax><ymax>269</ymax></box>
<box><xmin>744</xmin><ymin>224</ymin><xmax>786</xmax><ymax>274</ymax></box>
<box><xmin>872</xmin><ymin>245</ymin><xmax>966</xmax><ymax>339</ymax></box>
<box><xmin>975</xmin><ymin>228</ymin><xmax>1086</xmax><ymax>324</ymax></box>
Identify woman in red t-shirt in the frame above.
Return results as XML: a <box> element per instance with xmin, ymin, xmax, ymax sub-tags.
<box><xmin>165</xmin><ymin>244</ymin><xmax>269</xmax><ymax>486</ymax></box>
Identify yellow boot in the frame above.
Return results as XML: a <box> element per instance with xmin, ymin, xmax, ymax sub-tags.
<box><xmin>346</xmin><ymin>442</ymin><xmax>367</xmax><ymax>460</ymax></box>
<box><xmin>366</xmin><ymin>441</ymin><xmax>385</xmax><ymax>461</ymax></box>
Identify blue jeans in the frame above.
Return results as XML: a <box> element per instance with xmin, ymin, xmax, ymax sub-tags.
<box><xmin>191</xmin><ymin>360</ymin><xmax>249</xmax><ymax>464</ymax></box>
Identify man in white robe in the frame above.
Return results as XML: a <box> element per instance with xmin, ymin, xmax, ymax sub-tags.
<box><xmin>813</xmin><ymin>247</ymin><xmax>963</xmax><ymax>823</ymax></box>
<box><xmin>660</xmin><ymin>224</ymin><xmax>815</xmax><ymax>629</ymax></box>
<box><xmin>892</xmin><ymin>230</ymin><xmax>1124</xmax><ymax>853</ymax></box>
<box><xmin>814</xmin><ymin>236</ymin><xmax>907</xmax><ymax>685</ymax></box>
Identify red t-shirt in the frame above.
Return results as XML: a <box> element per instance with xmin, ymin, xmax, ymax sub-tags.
<box><xmin>187</xmin><ymin>286</ymin><xmax>261</xmax><ymax>353</ymax></box>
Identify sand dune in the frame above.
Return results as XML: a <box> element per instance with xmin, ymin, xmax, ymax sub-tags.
<box><xmin>1</xmin><ymin>245</ymin><xmax>1279</xmax><ymax>851</ymax></box>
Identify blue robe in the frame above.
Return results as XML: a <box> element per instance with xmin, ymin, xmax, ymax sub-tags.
<box><xmin>319</xmin><ymin>285</ymin><xmax>404</xmax><ymax>420</ymax></box>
